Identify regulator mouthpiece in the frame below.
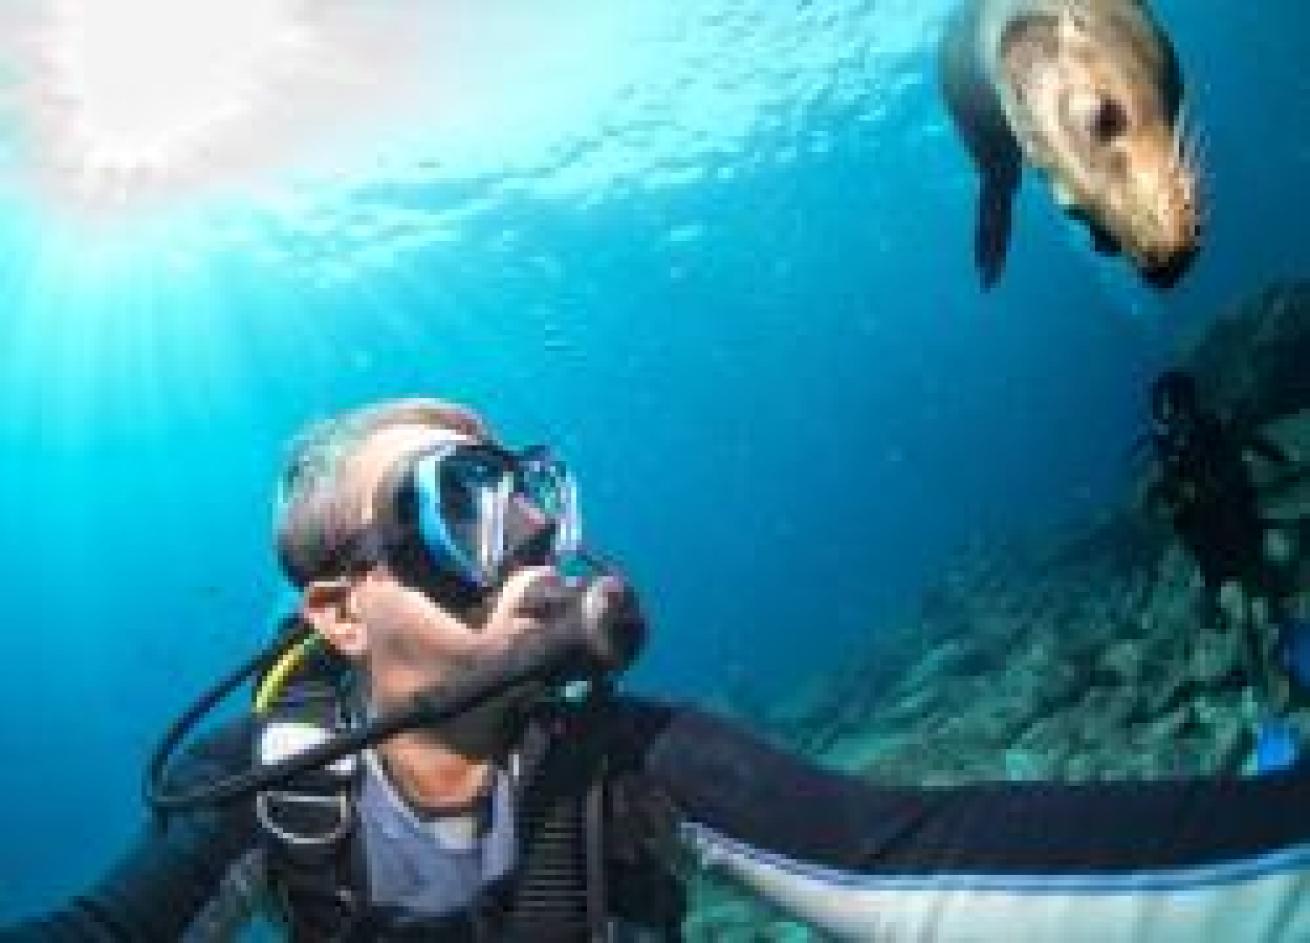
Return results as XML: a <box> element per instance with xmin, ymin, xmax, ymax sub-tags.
<box><xmin>520</xmin><ymin>573</ymin><xmax>647</xmax><ymax>677</ymax></box>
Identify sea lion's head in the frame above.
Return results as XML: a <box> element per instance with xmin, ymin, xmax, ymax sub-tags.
<box><xmin>999</xmin><ymin>8</ymin><xmax>1202</xmax><ymax>288</ymax></box>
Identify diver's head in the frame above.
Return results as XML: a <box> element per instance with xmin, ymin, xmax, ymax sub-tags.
<box><xmin>275</xmin><ymin>399</ymin><xmax>590</xmax><ymax>716</ymax></box>
<box><xmin>999</xmin><ymin>10</ymin><xmax>1202</xmax><ymax>287</ymax></box>
<box><xmin>1150</xmin><ymin>369</ymin><xmax>1200</xmax><ymax>436</ymax></box>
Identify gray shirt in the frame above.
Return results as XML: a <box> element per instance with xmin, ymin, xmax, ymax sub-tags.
<box><xmin>357</xmin><ymin>751</ymin><xmax>517</xmax><ymax>919</ymax></box>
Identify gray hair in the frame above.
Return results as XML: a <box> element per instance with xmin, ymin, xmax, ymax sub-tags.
<box><xmin>275</xmin><ymin>398</ymin><xmax>486</xmax><ymax>586</ymax></box>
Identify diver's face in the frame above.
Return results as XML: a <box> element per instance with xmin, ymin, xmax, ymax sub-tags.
<box><xmin>307</xmin><ymin>422</ymin><xmax>559</xmax><ymax>712</ymax></box>
<box><xmin>1153</xmin><ymin>397</ymin><xmax>1193</xmax><ymax>440</ymax></box>
<box><xmin>1153</xmin><ymin>395</ymin><xmax>1175</xmax><ymax>428</ymax></box>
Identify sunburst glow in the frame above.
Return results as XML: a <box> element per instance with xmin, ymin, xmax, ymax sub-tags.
<box><xmin>44</xmin><ymin>0</ymin><xmax>295</xmax><ymax>179</ymax></box>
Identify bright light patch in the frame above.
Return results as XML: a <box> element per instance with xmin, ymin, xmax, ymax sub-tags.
<box><xmin>4</xmin><ymin>0</ymin><xmax>950</xmax><ymax>265</ymax></box>
<box><xmin>50</xmin><ymin>0</ymin><xmax>292</xmax><ymax>174</ymax></box>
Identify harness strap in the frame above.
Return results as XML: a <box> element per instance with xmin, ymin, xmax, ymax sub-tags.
<box><xmin>260</xmin><ymin>781</ymin><xmax>359</xmax><ymax>942</ymax></box>
<box><xmin>584</xmin><ymin>755</ymin><xmax>609</xmax><ymax>942</ymax></box>
<box><xmin>499</xmin><ymin>706</ymin><xmax>608</xmax><ymax>940</ymax></box>
<box><xmin>261</xmin><ymin>705</ymin><xmax>616</xmax><ymax>941</ymax></box>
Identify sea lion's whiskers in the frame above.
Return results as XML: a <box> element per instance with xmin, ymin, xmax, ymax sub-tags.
<box><xmin>1191</xmin><ymin>133</ymin><xmax>1208</xmax><ymax>180</ymax></box>
<box><xmin>1178</xmin><ymin>124</ymin><xmax>1204</xmax><ymax>181</ymax></box>
<box><xmin>1195</xmin><ymin>126</ymin><xmax>1212</xmax><ymax>171</ymax></box>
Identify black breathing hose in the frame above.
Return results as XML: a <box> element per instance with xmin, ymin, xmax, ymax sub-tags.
<box><xmin>145</xmin><ymin>577</ymin><xmax>645</xmax><ymax>814</ymax></box>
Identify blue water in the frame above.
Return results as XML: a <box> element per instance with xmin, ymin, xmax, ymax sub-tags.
<box><xmin>0</xmin><ymin>0</ymin><xmax>1307</xmax><ymax>924</ymax></box>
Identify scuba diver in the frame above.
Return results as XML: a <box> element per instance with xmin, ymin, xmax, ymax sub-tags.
<box><xmin>1143</xmin><ymin>371</ymin><xmax>1298</xmax><ymax>705</ymax></box>
<box><xmin>1146</xmin><ymin>371</ymin><xmax>1293</xmax><ymax>601</ymax></box>
<box><xmin>10</xmin><ymin>397</ymin><xmax>1310</xmax><ymax>942</ymax></box>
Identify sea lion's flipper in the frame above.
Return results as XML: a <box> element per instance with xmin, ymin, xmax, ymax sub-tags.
<box><xmin>976</xmin><ymin>171</ymin><xmax>1017</xmax><ymax>288</ymax></box>
<box><xmin>939</xmin><ymin>1</ymin><xmax>1023</xmax><ymax>289</ymax></box>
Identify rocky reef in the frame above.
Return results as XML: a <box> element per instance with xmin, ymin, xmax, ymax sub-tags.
<box><xmin>1183</xmin><ymin>281</ymin><xmax>1310</xmax><ymax>433</ymax></box>
<box><xmin>684</xmin><ymin>282</ymin><xmax>1310</xmax><ymax>940</ymax></box>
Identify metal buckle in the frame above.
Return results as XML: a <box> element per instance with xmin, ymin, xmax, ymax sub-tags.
<box><xmin>256</xmin><ymin>790</ymin><xmax>352</xmax><ymax>847</ymax></box>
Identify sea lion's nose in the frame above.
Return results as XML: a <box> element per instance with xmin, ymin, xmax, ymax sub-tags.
<box><xmin>1143</xmin><ymin>245</ymin><xmax>1198</xmax><ymax>290</ymax></box>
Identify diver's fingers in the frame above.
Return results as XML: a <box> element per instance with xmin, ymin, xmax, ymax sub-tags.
<box><xmin>486</xmin><ymin>566</ymin><xmax>564</xmax><ymax>632</ymax></box>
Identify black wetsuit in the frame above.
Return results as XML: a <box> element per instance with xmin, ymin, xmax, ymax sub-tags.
<box><xmin>10</xmin><ymin>697</ymin><xmax>1310</xmax><ymax>942</ymax></box>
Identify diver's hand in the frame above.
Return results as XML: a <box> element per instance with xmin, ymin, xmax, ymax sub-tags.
<box><xmin>478</xmin><ymin>566</ymin><xmax>566</xmax><ymax>657</ymax></box>
<box><xmin>481</xmin><ymin>566</ymin><xmax>646</xmax><ymax>675</ymax></box>
<box><xmin>444</xmin><ymin>567</ymin><xmax>569</xmax><ymax>714</ymax></box>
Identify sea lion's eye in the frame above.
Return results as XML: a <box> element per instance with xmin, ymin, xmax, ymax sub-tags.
<box><xmin>1091</xmin><ymin>97</ymin><xmax>1127</xmax><ymax>143</ymax></box>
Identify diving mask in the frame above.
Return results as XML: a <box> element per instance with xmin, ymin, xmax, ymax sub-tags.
<box><xmin>345</xmin><ymin>436</ymin><xmax>584</xmax><ymax>606</ymax></box>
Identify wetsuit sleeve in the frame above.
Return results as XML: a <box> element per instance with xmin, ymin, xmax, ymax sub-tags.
<box><xmin>609</xmin><ymin>699</ymin><xmax>936</xmax><ymax>867</ymax></box>
<box><xmin>0</xmin><ymin>719</ymin><xmax>262</xmax><ymax>942</ymax></box>
<box><xmin>613</xmin><ymin>699</ymin><xmax>1310</xmax><ymax>942</ymax></box>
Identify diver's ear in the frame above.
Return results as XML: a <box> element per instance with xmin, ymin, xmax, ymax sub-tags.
<box><xmin>302</xmin><ymin>578</ymin><xmax>368</xmax><ymax>658</ymax></box>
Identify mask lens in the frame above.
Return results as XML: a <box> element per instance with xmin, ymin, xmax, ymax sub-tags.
<box><xmin>418</xmin><ymin>448</ymin><xmax>513</xmax><ymax>587</ymax></box>
<box><xmin>408</xmin><ymin>444</ymin><xmax>581</xmax><ymax>591</ymax></box>
<box><xmin>518</xmin><ymin>454</ymin><xmax>561</xmax><ymax>515</ymax></box>
<box><xmin>517</xmin><ymin>451</ymin><xmax>581</xmax><ymax>561</ymax></box>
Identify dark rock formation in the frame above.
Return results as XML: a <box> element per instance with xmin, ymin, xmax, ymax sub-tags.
<box><xmin>1182</xmin><ymin>280</ymin><xmax>1310</xmax><ymax>431</ymax></box>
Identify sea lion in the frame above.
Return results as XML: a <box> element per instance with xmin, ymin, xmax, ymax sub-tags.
<box><xmin>939</xmin><ymin>0</ymin><xmax>1202</xmax><ymax>289</ymax></box>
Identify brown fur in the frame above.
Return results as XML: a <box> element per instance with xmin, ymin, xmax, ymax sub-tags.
<box><xmin>942</xmin><ymin>0</ymin><xmax>1201</xmax><ymax>288</ymax></box>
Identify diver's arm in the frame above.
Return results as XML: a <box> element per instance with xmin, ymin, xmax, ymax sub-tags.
<box><xmin>1135</xmin><ymin>472</ymin><xmax>1166</xmax><ymax>516</ymax></box>
<box><xmin>1247</xmin><ymin>431</ymin><xmax>1297</xmax><ymax>467</ymax></box>
<box><xmin>616</xmin><ymin>699</ymin><xmax>1310</xmax><ymax>942</ymax></box>
<box><xmin>1134</xmin><ymin>458</ymin><xmax>1185</xmax><ymax>520</ymax></box>
<box><xmin>0</xmin><ymin>720</ymin><xmax>263</xmax><ymax>942</ymax></box>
